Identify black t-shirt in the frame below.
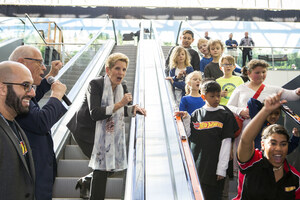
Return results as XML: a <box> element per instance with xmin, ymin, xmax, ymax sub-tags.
<box><xmin>204</xmin><ymin>62</ymin><xmax>223</xmax><ymax>80</ymax></box>
<box><xmin>236</xmin><ymin>149</ymin><xmax>300</xmax><ymax>200</ymax></box>
<box><xmin>190</xmin><ymin>106</ymin><xmax>236</xmax><ymax>186</ymax></box>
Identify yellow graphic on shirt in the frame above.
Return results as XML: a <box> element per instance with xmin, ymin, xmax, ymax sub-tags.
<box><xmin>193</xmin><ymin>121</ymin><xmax>223</xmax><ymax>130</ymax></box>
<box><xmin>19</xmin><ymin>141</ymin><xmax>28</xmax><ymax>155</ymax></box>
<box><xmin>285</xmin><ymin>186</ymin><xmax>296</xmax><ymax>192</ymax></box>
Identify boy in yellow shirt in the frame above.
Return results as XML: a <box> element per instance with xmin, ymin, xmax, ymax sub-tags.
<box><xmin>216</xmin><ymin>55</ymin><xmax>244</xmax><ymax>106</ymax></box>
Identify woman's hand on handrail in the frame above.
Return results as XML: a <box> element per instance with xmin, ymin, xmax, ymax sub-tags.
<box><xmin>133</xmin><ymin>105</ymin><xmax>147</xmax><ymax>117</ymax></box>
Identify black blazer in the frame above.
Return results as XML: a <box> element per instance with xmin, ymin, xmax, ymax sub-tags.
<box><xmin>0</xmin><ymin>117</ymin><xmax>35</xmax><ymax>200</ymax></box>
<box><xmin>15</xmin><ymin>78</ymin><xmax>67</xmax><ymax>200</ymax></box>
<box><xmin>67</xmin><ymin>76</ymin><xmax>130</xmax><ymax>146</ymax></box>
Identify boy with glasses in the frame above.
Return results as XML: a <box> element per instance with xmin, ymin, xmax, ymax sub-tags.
<box><xmin>216</xmin><ymin>55</ymin><xmax>244</xmax><ymax>106</ymax></box>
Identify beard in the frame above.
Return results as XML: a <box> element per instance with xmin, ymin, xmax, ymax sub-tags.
<box><xmin>5</xmin><ymin>85</ymin><xmax>30</xmax><ymax>115</ymax></box>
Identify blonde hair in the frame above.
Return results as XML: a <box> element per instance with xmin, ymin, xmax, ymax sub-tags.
<box><xmin>207</xmin><ymin>39</ymin><xmax>225</xmax><ymax>52</ymax></box>
<box><xmin>105</xmin><ymin>53</ymin><xmax>129</xmax><ymax>69</ymax></box>
<box><xmin>169</xmin><ymin>46</ymin><xmax>191</xmax><ymax>70</ymax></box>
<box><xmin>219</xmin><ymin>55</ymin><xmax>235</xmax><ymax>66</ymax></box>
<box><xmin>185</xmin><ymin>71</ymin><xmax>202</xmax><ymax>95</ymax></box>
<box><xmin>197</xmin><ymin>38</ymin><xmax>208</xmax><ymax>50</ymax></box>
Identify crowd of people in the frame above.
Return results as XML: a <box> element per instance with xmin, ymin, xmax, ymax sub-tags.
<box><xmin>0</xmin><ymin>28</ymin><xmax>299</xmax><ymax>200</ymax></box>
<box><xmin>167</xmin><ymin>29</ymin><xmax>300</xmax><ymax>200</ymax></box>
<box><xmin>0</xmin><ymin>46</ymin><xmax>146</xmax><ymax>200</ymax></box>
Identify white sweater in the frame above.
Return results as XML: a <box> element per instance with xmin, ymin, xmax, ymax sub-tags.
<box><xmin>227</xmin><ymin>83</ymin><xmax>300</xmax><ymax>116</ymax></box>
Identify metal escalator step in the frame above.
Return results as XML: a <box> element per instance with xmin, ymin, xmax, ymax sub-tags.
<box><xmin>52</xmin><ymin>177</ymin><xmax>80</xmax><ymax>198</ymax></box>
<box><xmin>104</xmin><ymin>177</ymin><xmax>124</xmax><ymax>199</ymax></box>
<box><xmin>57</xmin><ymin>160</ymin><xmax>92</xmax><ymax>177</ymax></box>
<box><xmin>53</xmin><ymin>177</ymin><xmax>123</xmax><ymax>198</ymax></box>
<box><xmin>64</xmin><ymin>145</ymin><xmax>89</xmax><ymax>160</ymax></box>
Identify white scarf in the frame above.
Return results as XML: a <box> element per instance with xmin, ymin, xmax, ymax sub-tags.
<box><xmin>89</xmin><ymin>75</ymin><xmax>127</xmax><ymax>171</ymax></box>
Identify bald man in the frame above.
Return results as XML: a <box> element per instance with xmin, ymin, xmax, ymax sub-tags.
<box><xmin>0</xmin><ymin>61</ymin><xmax>36</xmax><ymax>200</ymax></box>
<box><xmin>9</xmin><ymin>45</ymin><xmax>68</xmax><ymax>200</ymax></box>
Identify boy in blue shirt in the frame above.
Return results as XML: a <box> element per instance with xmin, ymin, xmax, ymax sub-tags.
<box><xmin>197</xmin><ymin>38</ymin><xmax>213</xmax><ymax>74</ymax></box>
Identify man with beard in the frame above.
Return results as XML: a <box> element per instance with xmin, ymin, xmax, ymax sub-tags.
<box><xmin>9</xmin><ymin>45</ymin><xmax>68</xmax><ymax>200</ymax></box>
<box><xmin>0</xmin><ymin>61</ymin><xmax>36</xmax><ymax>200</ymax></box>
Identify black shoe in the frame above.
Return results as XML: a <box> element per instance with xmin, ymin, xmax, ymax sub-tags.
<box><xmin>75</xmin><ymin>177</ymin><xmax>91</xmax><ymax>199</ymax></box>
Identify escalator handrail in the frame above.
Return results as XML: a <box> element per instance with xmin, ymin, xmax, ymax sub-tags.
<box><xmin>151</xmin><ymin>20</ymin><xmax>204</xmax><ymax>200</ymax></box>
<box><xmin>124</xmin><ymin>21</ymin><xmax>146</xmax><ymax>200</ymax></box>
<box><xmin>51</xmin><ymin>39</ymin><xmax>115</xmax><ymax>157</ymax></box>
<box><xmin>127</xmin><ymin>21</ymin><xmax>195</xmax><ymax>199</ymax></box>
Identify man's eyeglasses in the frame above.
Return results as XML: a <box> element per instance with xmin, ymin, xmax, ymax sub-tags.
<box><xmin>2</xmin><ymin>82</ymin><xmax>37</xmax><ymax>92</ymax></box>
<box><xmin>24</xmin><ymin>57</ymin><xmax>45</xmax><ymax>66</ymax></box>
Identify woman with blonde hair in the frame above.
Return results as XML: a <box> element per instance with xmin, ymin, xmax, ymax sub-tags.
<box><xmin>67</xmin><ymin>53</ymin><xmax>146</xmax><ymax>200</ymax></box>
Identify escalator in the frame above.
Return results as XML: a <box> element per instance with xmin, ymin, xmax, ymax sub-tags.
<box><xmin>51</xmin><ymin>21</ymin><xmax>201</xmax><ymax>200</ymax></box>
<box><xmin>52</xmin><ymin>44</ymin><xmax>137</xmax><ymax>200</ymax></box>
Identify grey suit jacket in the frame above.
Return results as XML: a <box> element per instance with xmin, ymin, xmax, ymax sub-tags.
<box><xmin>0</xmin><ymin>117</ymin><xmax>35</xmax><ymax>200</ymax></box>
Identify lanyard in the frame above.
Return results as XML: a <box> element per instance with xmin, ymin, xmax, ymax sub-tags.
<box><xmin>0</xmin><ymin>113</ymin><xmax>28</xmax><ymax>155</ymax></box>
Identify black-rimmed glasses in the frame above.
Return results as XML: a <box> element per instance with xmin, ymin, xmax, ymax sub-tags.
<box><xmin>2</xmin><ymin>82</ymin><xmax>37</xmax><ymax>92</ymax></box>
<box><xmin>221</xmin><ymin>64</ymin><xmax>234</xmax><ymax>67</ymax></box>
<box><xmin>24</xmin><ymin>57</ymin><xmax>45</xmax><ymax>66</ymax></box>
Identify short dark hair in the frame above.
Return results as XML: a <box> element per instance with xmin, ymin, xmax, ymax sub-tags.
<box><xmin>201</xmin><ymin>79</ymin><xmax>221</xmax><ymax>94</ymax></box>
<box><xmin>262</xmin><ymin>124</ymin><xmax>289</xmax><ymax>141</ymax></box>
<box><xmin>182</xmin><ymin>30</ymin><xmax>194</xmax><ymax>38</ymax></box>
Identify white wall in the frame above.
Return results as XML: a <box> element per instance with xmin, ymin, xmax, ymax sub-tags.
<box><xmin>264</xmin><ymin>70</ymin><xmax>299</xmax><ymax>87</ymax></box>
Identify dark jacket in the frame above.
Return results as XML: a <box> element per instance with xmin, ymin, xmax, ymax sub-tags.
<box><xmin>67</xmin><ymin>76</ymin><xmax>130</xmax><ymax>151</ymax></box>
<box><xmin>0</xmin><ymin>117</ymin><xmax>35</xmax><ymax>200</ymax></box>
<box><xmin>16</xmin><ymin>78</ymin><xmax>67</xmax><ymax>200</ymax></box>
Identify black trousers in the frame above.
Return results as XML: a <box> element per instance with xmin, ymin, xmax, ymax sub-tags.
<box><xmin>242</xmin><ymin>48</ymin><xmax>252</xmax><ymax>67</ymax></box>
<box><xmin>89</xmin><ymin>170</ymin><xmax>110</xmax><ymax>200</ymax></box>
<box><xmin>72</xmin><ymin>135</ymin><xmax>93</xmax><ymax>158</ymax></box>
<box><xmin>201</xmin><ymin>178</ymin><xmax>225</xmax><ymax>200</ymax></box>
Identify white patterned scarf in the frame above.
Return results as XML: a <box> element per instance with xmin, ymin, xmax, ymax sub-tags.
<box><xmin>89</xmin><ymin>75</ymin><xmax>127</xmax><ymax>171</ymax></box>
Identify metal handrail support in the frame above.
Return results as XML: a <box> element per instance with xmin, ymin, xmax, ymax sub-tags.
<box><xmin>54</xmin><ymin>19</ymin><xmax>110</xmax><ymax>80</ymax></box>
<box><xmin>111</xmin><ymin>19</ymin><xmax>118</xmax><ymax>45</ymax></box>
<box><xmin>25</xmin><ymin>13</ymin><xmax>48</xmax><ymax>44</ymax></box>
<box><xmin>176</xmin><ymin>21</ymin><xmax>183</xmax><ymax>46</ymax></box>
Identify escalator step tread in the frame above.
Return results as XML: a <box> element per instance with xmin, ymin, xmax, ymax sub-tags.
<box><xmin>53</xmin><ymin>177</ymin><xmax>123</xmax><ymax>198</ymax></box>
<box><xmin>64</xmin><ymin>145</ymin><xmax>89</xmax><ymax>160</ymax></box>
<box><xmin>57</xmin><ymin>160</ymin><xmax>92</xmax><ymax>177</ymax></box>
